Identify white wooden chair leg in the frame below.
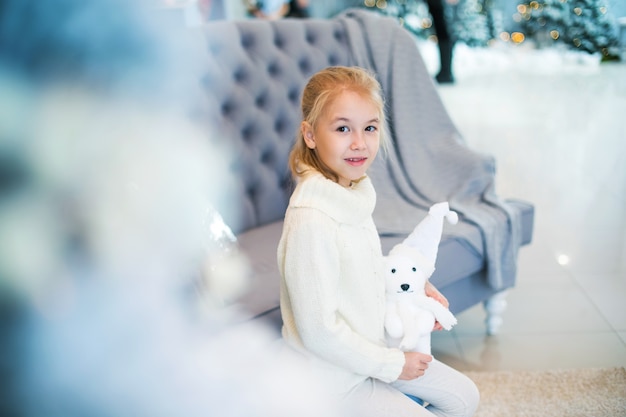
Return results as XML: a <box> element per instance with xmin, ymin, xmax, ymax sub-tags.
<box><xmin>483</xmin><ymin>290</ymin><xmax>508</xmax><ymax>335</ymax></box>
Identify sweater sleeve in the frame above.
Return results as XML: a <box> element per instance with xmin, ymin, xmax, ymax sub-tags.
<box><xmin>280</xmin><ymin>208</ymin><xmax>405</xmax><ymax>383</ymax></box>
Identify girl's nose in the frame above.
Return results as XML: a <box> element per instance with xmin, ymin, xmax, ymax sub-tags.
<box><xmin>350</xmin><ymin>132</ymin><xmax>365</xmax><ymax>150</ymax></box>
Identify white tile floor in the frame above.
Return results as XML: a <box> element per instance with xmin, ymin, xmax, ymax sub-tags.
<box><xmin>425</xmin><ymin>43</ymin><xmax>626</xmax><ymax>372</ymax></box>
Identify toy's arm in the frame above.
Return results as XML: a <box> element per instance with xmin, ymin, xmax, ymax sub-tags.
<box><xmin>425</xmin><ymin>281</ymin><xmax>450</xmax><ymax>331</ymax></box>
<box><xmin>416</xmin><ymin>296</ymin><xmax>457</xmax><ymax>330</ymax></box>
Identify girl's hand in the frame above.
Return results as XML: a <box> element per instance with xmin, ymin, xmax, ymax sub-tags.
<box><xmin>398</xmin><ymin>351</ymin><xmax>433</xmax><ymax>380</ymax></box>
<box><xmin>425</xmin><ymin>281</ymin><xmax>449</xmax><ymax>331</ymax></box>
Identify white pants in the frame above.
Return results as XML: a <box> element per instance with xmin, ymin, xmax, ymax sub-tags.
<box><xmin>343</xmin><ymin>359</ymin><xmax>479</xmax><ymax>417</ymax></box>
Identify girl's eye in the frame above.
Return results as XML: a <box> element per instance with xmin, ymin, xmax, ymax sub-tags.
<box><xmin>337</xmin><ymin>126</ymin><xmax>349</xmax><ymax>133</ymax></box>
<box><xmin>365</xmin><ymin>125</ymin><xmax>378</xmax><ymax>132</ymax></box>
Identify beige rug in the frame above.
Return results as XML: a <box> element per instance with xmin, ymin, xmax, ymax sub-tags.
<box><xmin>464</xmin><ymin>367</ymin><xmax>626</xmax><ymax>417</ymax></box>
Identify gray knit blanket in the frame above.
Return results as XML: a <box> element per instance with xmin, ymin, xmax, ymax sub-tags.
<box><xmin>339</xmin><ymin>9</ymin><xmax>522</xmax><ymax>290</ymax></box>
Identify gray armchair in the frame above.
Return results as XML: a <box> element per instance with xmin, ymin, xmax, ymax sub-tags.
<box><xmin>194</xmin><ymin>9</ymin><xmax>534</xmax><ymax>334</ymax></box>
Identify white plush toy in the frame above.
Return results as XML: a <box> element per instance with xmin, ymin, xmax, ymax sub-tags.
<box><xmin>384</xmin><ymin>202</ymin><xmax>459</xmax><ymax>354</ymax></box>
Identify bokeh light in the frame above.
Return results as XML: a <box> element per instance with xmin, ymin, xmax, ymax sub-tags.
<box><xmin>511</xmin><ymin>32</ymin><xmax>526</xmax><ymax>44</ymax></box>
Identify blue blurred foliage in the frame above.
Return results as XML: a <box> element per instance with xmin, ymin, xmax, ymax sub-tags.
<box><xmin>0</xmin><ymin>0</ymin><xmax>167</xmax><ymax>89</ymax></box>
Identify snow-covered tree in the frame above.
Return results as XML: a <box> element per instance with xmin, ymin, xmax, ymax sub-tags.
<box><xmin>361</xmin><ymin>0</ymin><xmax>436</xmax><ymax>39</ymax></box>
<box><xmin>454</xmin><ymin>0</ymin><xmax>492</xmax><ymax>46</ymax></box>
<box><xmin>518</xmin><ymin>0</ymin><xmax>621</xmax><ymax>60</ymax></box>
<box><xmin>360</xmin><ymin>0</ymin><xmax>501</xmax><ymax>47</ymax></box>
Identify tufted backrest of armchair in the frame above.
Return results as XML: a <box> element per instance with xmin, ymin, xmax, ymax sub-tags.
<box><xmin>196</xmin><ymin>17</ymin><xmax>354</xmax><ymax>234</ymax></box>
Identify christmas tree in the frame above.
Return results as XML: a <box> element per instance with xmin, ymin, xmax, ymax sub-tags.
<box><xmin>454</xmin><ymin>0</ymin><xmax>492</xmax><ymax>46</ymax></box>
<box><xmin>360</xmin><ymin>0</ymin><xmax>498</xmax><ymax>47</ymax></box>
<box><xmin>361</xmin><ymin>0</ymin><xmax>435</xmax><ymax>39</ymax></box>
<box><xmin>517</xmin><ymin>0</ymin><xmax>621</xmax><ymax>60</ymax></box>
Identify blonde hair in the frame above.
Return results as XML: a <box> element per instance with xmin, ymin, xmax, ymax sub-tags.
<box><xmin>288</xmin><ymin>66</ymin><xmax>389</xmax><ymax>182</ymax></box>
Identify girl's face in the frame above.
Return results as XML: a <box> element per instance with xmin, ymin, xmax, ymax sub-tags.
<box><xmin>302</xmin><ymin>90</ymin><xmax>381</xmax><ymax>187</ymax></box>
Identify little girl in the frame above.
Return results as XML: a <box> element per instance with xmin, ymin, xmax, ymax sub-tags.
<box><xmin>277</xmin><ymin>66</ymin><xmax>479</xmax><ymax>417</ymax></box>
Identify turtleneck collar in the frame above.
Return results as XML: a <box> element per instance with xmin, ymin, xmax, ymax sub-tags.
<box><xmin>288</xmin><ymin>172</ymin><xmax>376</xmax><ymax>224</ymax></box>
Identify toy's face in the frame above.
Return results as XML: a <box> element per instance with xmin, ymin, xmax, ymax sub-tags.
<box><xmin>384</xmin><ymin>255</ymin><xmax>428</xmax><ymax>295</ymax></box>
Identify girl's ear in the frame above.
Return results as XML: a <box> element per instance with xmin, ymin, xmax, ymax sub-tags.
<box><xmin>301</xmin><ymin>122</ymin><xmax>315</xmax><ymax>149</ymax></box>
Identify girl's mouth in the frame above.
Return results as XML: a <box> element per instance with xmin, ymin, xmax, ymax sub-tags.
<box><xmin>345</xmin><ymin>157</ymin><xmax>367</xmax><ymax>166</ymax></box>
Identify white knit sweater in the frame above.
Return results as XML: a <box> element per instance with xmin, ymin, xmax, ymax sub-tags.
<box><xmin>277</xmin><ymin>172</ymin><xmax>405</xmax><ymax>396</ymax></box>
